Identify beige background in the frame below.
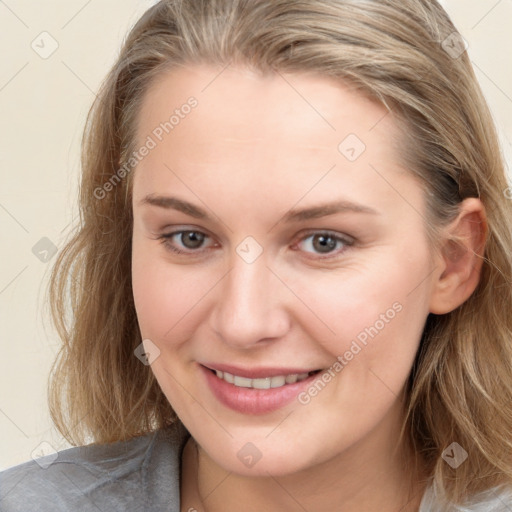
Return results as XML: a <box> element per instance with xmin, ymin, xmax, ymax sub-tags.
<box><xmin>1</xmin><ymin>0</ymin><xmax>511</xmax><ymax>470</ymax></box>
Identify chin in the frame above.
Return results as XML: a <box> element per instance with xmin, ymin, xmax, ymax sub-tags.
<box><xmin>193</xmin><ymin>430</ymin><xmax>326</xmax><ymax>478</ymax></box>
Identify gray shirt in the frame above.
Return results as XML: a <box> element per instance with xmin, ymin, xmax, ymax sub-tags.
<box><xmin>1</xmin><ymin>424</ymin><xmax>511</xmax><ymax>511</ymax></box>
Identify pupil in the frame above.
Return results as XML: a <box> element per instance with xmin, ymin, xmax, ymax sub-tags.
<box><xmin>182</xmin><ymin>231</ymin><xmax>204</xmax><ymax>249</ymax></box>
<box><xmin>313</xmin><ymin>234</ymin><xmax>336</xmax><ymax>253</ymax></box>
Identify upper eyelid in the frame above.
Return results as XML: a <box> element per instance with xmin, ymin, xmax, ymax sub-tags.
<box><xmin>156</xmin><ymin>226</ymin><xmax>214</xmax><ymax>242</ymax></box>
<box><xmin>160</xmin><ymin>227</ymin><xmax>352</xmax><ymax>239</ymax></box>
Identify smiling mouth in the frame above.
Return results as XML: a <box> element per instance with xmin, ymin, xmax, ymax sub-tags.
<box><xmin>209</xmin><ymin>368</ymin><xmax>322</xmax><ymax>389</ymax></box>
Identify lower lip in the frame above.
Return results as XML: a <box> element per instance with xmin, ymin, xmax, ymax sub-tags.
<box><xmin>200</xmin><ymin>365</ymin><xmax>320</xmax><ymax>415</ymax></box>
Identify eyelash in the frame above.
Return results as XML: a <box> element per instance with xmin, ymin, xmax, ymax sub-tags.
<box><xmin>156</xmin><ymin>229</ymin><xmax>354</xmax><ymax>260</ymax></box>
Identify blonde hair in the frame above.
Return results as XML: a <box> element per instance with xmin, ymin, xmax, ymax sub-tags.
<box><xmin>47</xmin><ymin>0</ymin><xmax>512</xmax><ymax>505</ymax></box>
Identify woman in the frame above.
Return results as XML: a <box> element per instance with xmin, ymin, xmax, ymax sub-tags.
<box><xmin>2</xmin><ymin>0</ymin><xmax>512</xmax><ymax>510</ymax></box>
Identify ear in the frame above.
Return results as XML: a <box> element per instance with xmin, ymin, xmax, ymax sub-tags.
<box><xmin>429</xmin><ymin>198</ymin><xmax>487</xmax><ymax>315</ymax></box>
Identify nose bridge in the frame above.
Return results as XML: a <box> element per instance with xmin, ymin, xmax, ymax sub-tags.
<box><xmin>211</xmin><ymin>249</ymin><xmax>290</xmax><ymax>347</ymax></box>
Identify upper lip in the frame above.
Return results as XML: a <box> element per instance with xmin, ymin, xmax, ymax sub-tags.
<box><xmin>201</xmin><ymin>363</ymin><xmax>322</xmax><ymax>379</ymax></box>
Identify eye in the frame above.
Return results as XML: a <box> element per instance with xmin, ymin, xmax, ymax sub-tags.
<box><xmin>156</xmin><ymin>228</ymin><xmax>354</xmax><ymax>259</ymax></box>
<box><xmin>294</xmin><ymin>231</ymin><xmax>353</xmax><ymax>258</ymax></box>
<box><xmin>157</xmin><ymin>230</ymin><xmax>214</xmax><ymax>255</ymax></box>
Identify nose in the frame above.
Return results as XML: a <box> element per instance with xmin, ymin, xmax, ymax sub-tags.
<box><xmin>209</xmin><ymin>251</ymin><xmax>291</xmax><ymax>349</ymax></box>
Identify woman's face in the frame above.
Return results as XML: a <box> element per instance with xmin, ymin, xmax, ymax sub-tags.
<box><xmin>131</xmin><ymin>65</ymin><xmax>436</xmax><ymax>476</ymax></box>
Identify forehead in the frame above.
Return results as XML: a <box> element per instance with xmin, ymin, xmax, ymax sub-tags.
<box><xmin>131</xmin><ymin>64</ymin><xmax>411</xmax><ymax>215</ymax></box>
<box><xmin>134</xmin><ymin>64</ymin><xmax>393</xmax><ymax>151</ymax></box>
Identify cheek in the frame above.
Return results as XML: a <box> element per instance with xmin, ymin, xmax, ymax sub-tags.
<box><xmin>132</xmin><ymin>251</ymin><xmax>172</xmax><ymax>338</ymax></box>
<box><xmin>131</xmin><ymin>237</ymin><xmax>215</xmax><ymax>343</ymax></box>
<box><xmin>293</xmin><ymin>251</ymin><xmax>430</xmax><ymax>384</ymax></box>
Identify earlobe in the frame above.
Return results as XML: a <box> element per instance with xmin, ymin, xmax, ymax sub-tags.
<box><xmin>429</xmin><ymin>198</ymin><xmax>487</xmax><ymax>315</ymax></box>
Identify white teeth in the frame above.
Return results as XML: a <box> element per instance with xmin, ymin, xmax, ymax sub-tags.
<box><xmin>214</xmin><ymin>370</ymin><xmax>311</xmax><ymax>389</ymax></box>
<box><xmin>252</xmin><ymin>377</ymin><xmax>271</xmax><ymax>389</ymax></box>
<box><xmin>233</xmin><ymin>375</ymin><xmax>252</xmax><ymax>388</ymax></box>
<box><xmin>270</xmin><ymin>376</ymin><xmax>286</xmax><ymax>388</ymax></box>
<box><xmin>285</xmin><ymin>374</ymin><xmax>298</xmax><ymax>384</ymax></box>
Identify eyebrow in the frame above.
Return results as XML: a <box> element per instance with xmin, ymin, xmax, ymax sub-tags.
<box><xmin>139</xmin><ymin>194</ymin><xmax>379</xmax><ymax>222</ymax></box>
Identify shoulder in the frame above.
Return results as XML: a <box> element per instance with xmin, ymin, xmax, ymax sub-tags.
<box><xmin>0</xmin><ymin>424</ymin><xmax>189</xmax><ymax>512</ymax></box>
<box><xmin>459</xmin><ymin>487</ymin><xmax>512</xmax><ymax>512</ymax></box>
<box><xmin>420</xmin><ymin>482</ymin><xmax>512</xmax><ymax>511</ymax></box>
